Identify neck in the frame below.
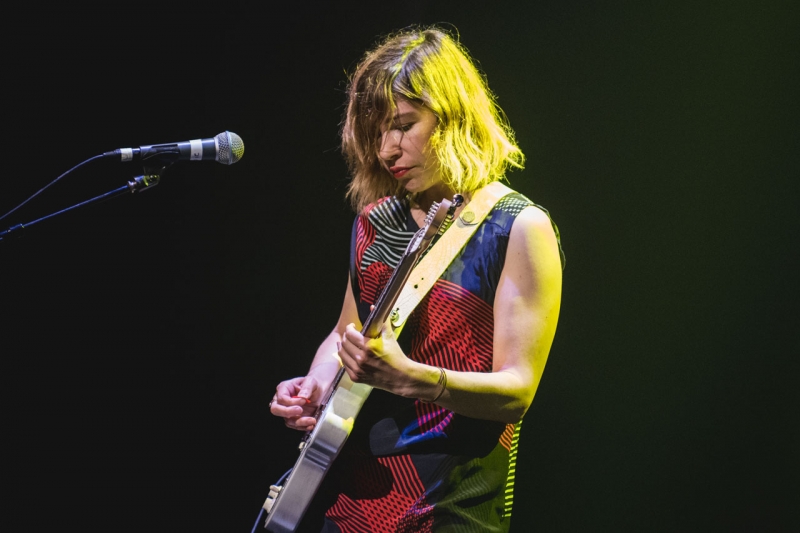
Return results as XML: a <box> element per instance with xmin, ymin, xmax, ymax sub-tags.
<box><xmin>411</xmin><ymin>184</ymin><xmax>457</xmax><ymax>213</ymax></box>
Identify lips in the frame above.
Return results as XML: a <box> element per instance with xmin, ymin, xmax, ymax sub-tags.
<box><xmin>390</xmin><ymin>166</ymin><xmax>411</xmax><ymax>178</ymax></box>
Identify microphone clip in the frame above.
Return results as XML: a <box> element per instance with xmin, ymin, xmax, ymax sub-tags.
<box><xmin>127</xmin><ymin>174</ymin><xmax>161</xmax><ymax>193</ymax></box>
<box><xmin>127</xmin><ymin>163</ymin><xmax>169</xmax><ymax>193</ymax></box>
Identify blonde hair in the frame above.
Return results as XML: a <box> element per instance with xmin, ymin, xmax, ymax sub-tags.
<box><xmin>341</xmin><ymin>25</ymin><xmax>525</xmax><ymax>212</ymax></box>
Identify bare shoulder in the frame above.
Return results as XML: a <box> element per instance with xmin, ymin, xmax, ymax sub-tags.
<box><xmin>499</xmin><ymin>208</ymin><xmax>562</xmax><ymax>303</ymax></box>
<box><xmin>509</xmin><ymin>205</ymin><xmax>560</xmax><ymax>255</ymax></box>
<box><xmin>514</xmin><ymin>204</ymin><xmax>556</xmax><ymax>229</ymax></box>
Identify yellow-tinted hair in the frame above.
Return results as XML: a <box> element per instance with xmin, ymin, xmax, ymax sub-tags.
<box><xmin>341</xmin><ymin>25</ymin><xmax>525</xmax><ymax>212</ymax></box>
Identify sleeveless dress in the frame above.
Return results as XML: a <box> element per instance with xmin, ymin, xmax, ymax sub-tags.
<box><xmin>316</xmin><ymin>187</ymin><xmax>564</xmax><ymax>533</ymax></box>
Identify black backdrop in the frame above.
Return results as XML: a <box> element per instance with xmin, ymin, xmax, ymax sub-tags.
<box><xmin>2</xmin><ymin>2</ymin><xmax>797</xmax><ymax>532</ymax></box>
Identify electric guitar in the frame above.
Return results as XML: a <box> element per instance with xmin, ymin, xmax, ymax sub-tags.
<box><xmin>262</xmin><ymin>197</ymin><xmax>458</xmax><ymax>533</ymax></box>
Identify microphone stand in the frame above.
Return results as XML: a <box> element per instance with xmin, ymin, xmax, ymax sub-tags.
<box><xmin>0</xmin><ymin>164</ymin><xmax>169</xmax><ymax>243</ymax></box>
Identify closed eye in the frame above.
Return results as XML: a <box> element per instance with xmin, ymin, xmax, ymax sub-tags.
<box><xmin>378</xmin><ymin>122</ymin><xmax>413</xmax><ymax>140</ymax></box>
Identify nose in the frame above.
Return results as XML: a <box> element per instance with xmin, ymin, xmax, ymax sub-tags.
<box><xmin>379</xmin><ymin>129</ymin><xmax>402</xmax><ymax>162</ymax></box>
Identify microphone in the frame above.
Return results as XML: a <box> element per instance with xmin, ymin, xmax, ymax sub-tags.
<box><xmin>105</xmin><ymin>131</ymin><xmax>244</xmax><ymax>165</ymax></box>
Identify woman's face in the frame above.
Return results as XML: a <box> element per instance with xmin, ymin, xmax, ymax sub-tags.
<box><xmin>378</xmin><ymin>99</ymin><xmax>445</xmax><ymax>202</ymax></box>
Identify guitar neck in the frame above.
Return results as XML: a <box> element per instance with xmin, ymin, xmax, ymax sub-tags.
<box><xmin>324</xmin><ymin>231</ymin><xmax>425</xmax><ymax>398</ymax></box>
<box><xmin>362</xmin><ymin>197</ymin><xmax>456</xmax><ymax>337</ymax></box>
<box><xmin>324</xmin><ymin>197</ymin><xmax>455</xmax><ymax>402</ymax></box>
<box><xmin>361</xmin><ymin>248</ymin><xmax>420</xmax><ymax>337</ymax></box>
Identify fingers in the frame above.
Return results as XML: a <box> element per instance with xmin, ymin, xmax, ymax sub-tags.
<box><xmin>270</xmin><ymin>395</ymin><xmax>304</xmax><ymax>415</ymax></box>
<box><xmin>271</xmin><ymin>391</ymin><xmax>317</xmax><ymax>432</ymax></box>
<box><xmin>273</xmin><ymin>392</ymin><xmax>312</xmax><ymax>410</ymax></box>
<box><xmin>338</xmin><ymin>332</ymin><xmax>362</xmax><ymax>377</ymax></box>
<box><xmin>283</xmin><ymin>415</ymin><xmax>317</xmax><ymax>432</ymax></box>
<box><xmin>293</xmin><ymin>381</ymin><xmax>313</xmax><ymax>403</ymax></box>
<box><xmin>270</xmin><ymin>377</ymin><xmax>317</xmax><ymax>422</ymax></box>
<box><xmin>343</xmin><ymin>323</ymin><xmax>367</xmax><ymax>349</ymax></box>
<box><xmin>341</xmin><ymin>324</ymin><xmax>369</xmax><ymax>363</ymax></box>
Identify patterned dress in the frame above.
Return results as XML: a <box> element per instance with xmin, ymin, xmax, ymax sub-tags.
<box><xmin>312</xmin><ymin>188</ymin><xmax>563</xmax><ymax>533</ymax></box>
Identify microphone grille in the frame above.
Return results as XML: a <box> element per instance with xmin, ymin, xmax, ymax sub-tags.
<box><xmin>216</xmin><ymin>131</ymin><xmax>245</xmax><ymax>165</ymax></box>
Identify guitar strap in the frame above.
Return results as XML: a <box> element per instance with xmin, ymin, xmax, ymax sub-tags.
<box><xmin>390</xmin><ymin>180</ymin><xmax>514</xmax><ymax>331</ymax></box>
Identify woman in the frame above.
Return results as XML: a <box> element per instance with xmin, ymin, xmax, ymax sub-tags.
<box><xmin>269</xmin><ymin>25</ymin><xmax>564</xmax><ymax>532</ymax></box>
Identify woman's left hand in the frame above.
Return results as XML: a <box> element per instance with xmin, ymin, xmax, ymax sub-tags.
<box><xmin>338</xmin><ymin>321</ymin><xmax>412</xmax><ymax>394</ymax></box>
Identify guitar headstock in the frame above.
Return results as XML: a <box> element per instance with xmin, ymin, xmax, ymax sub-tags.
<box><xmin>420</xmin><ymin>200</ymin><xmax>450</xmax><ymax>238</ymax></box>
<box><xmin>417</xmin><ymin>193</ymin><xmax>463</xmax><ymax>248</ymax></box>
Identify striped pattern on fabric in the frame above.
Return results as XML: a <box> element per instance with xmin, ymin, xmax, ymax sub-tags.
<box><xmin>355</xmin><ymin>197</ymin><xmax>415</xmax><ymax>306</ymax></box>
<box><xmin>361</xmin><ymin>197</ymin><xmax>413</xmax><ymax>273</ymax></box>
<box><xmin>411</xmin><ymin>279</ymin><xmax>494</xmax><ymax>373</ymax></box>
<box><xmin>504</xmin><ymin>422</ymin><xmax>522</xmax><ymax>519</ymax></box>
<box><xmin>326</xmin><ymin>454</ymin><xmax>433</xmax><ymax>533</ymax></box>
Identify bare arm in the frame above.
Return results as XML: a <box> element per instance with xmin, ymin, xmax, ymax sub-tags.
<box><xmin>338</xmin><ymin>205</ymin><xmax>562</xmax><ymax>423</ymax></box>
<box><xmin>307</xmin><ymin>276</ymin><xmax>362</xmax><ymax>386</ymax></box>
<box><xmin>269</xmin><ymin>276</ymin><xmax>361</xmax><ymax>430</ymax></box>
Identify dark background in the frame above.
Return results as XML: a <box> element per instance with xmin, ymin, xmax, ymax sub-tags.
<box><xmin>2</xmin><ymin>2</ymin><xmax>797</xmax><ymax>532</ymax></box>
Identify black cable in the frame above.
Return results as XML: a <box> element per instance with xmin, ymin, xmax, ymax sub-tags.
<box><xmin>0</xmin><ymin>153</ymin><xmax>105</xmax><ymax>222</ymax></box>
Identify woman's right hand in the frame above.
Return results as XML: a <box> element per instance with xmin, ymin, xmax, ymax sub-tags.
<box><xmin>269</xmin><ymin>375</ymin><xmax>326</xmax><ymax>431</ymax></box>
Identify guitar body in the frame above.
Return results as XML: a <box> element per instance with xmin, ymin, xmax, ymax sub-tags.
<box><xmin>263</xmin><ymin>374</ymin><xmax>370</xmax><ymax>533</ymax></box>
<box><xmin>262</xmin><ymin>197</ymin><xmax>458</xmax><ymax>532</ymax></box>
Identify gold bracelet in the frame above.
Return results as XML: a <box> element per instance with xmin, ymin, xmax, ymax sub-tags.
<box><xmin>421</xmin><ymin>366</ymin><xmax>447</xmax><ymax>403</ymax></box>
